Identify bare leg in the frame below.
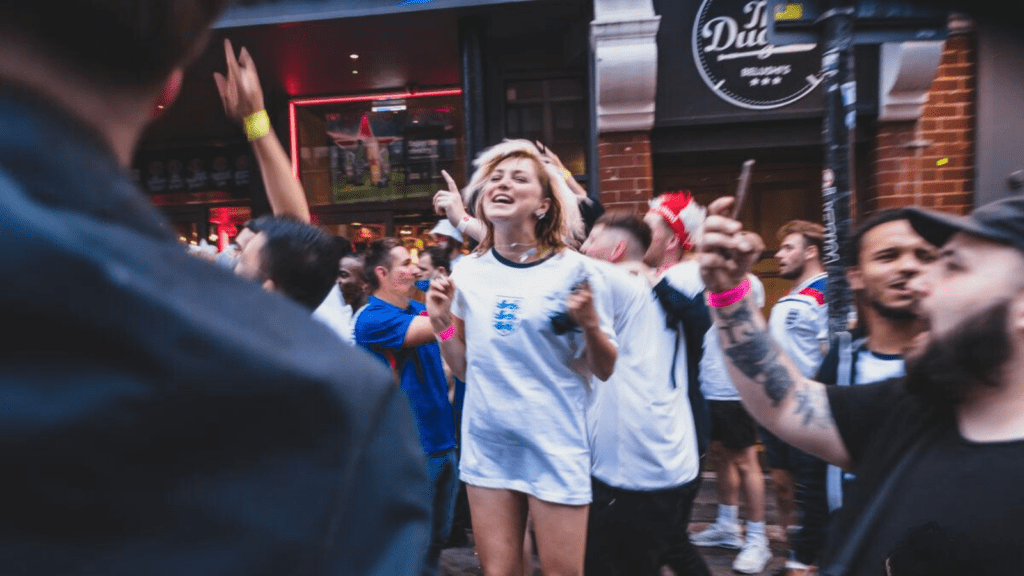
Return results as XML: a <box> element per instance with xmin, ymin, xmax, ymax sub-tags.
<box><xmin>714</xmin><ymin>442</ymin><xmax>741</xmax><ymax>507</ymax></box>
<box><xmin>467</xmin><ymin>485</ymin><xmax>530</xmax><ymax>576</ymax></box>
<box><xmin>527</xmin><ymin>495</ymin><xmax>589</xmax><ymax>576</ymax></box>
<box><xmin>730</xmin><ymin>445</ymin><xmax>766</xmax><ymax>524</ymax></box>
<box><xmin>522</xmin><ymin>513</ymin><xmax>535</xmax><ymax>576</ymax></box>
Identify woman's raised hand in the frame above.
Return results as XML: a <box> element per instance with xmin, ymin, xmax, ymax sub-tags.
<box><xmin>433</xmin><ymin>170</ymin><xmax>468</xmax><ymax>223</ymax></box>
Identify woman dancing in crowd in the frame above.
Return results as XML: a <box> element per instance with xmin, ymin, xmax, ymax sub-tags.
<box><xmin>426</xmin><ymin>140</ymin><xmax>617</xmax><ymax>576</ymax></box>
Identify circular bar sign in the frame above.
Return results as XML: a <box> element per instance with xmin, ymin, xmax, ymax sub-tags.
<box><xmin>693</xmin><ymin>0</ymin><xmax>822</xmax><ymax>110</ymax></box>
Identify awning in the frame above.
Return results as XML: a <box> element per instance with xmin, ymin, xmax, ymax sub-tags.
<box><xmin>215</xmin><ymin>0</ymin><xmax>541</xmax><ymax>28</ymax></box>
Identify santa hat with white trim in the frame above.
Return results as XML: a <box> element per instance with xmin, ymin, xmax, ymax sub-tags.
<box><xmin>648</xmin><ymin>191</ymin><xmax>707</xmax><ymax>250</ymax></box>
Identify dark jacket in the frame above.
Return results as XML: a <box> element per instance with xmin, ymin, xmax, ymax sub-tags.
<box><xmin>653</xmin><ymin>278</ymin><xmax>712</xmax><ymax>457</ymax></box>
<box><xmin>0</xmin><ymin>86</ymin><xmax>430</xmax><ymax>576</ymax></box>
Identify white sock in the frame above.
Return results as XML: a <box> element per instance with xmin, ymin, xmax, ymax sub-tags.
<box><xmin>746</xmin><ymin>521</ymin><xmax>767</xmax><ymax>544</ymax></box>
<box><xmin>718</xmin><ymin>504</ymin><xmax>739</xmax><ymax>527</ymax></box>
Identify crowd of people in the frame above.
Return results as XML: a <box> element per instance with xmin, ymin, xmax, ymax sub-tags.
<box><xmin>4</xmin><ymin>2</ymin><xmax>1024</xmax><ymax>576</ymax></box>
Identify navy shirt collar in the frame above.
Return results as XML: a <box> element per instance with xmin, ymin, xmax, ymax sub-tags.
<box><xmin>0</xmin><ymin>84</ymin><xmax>174</xmax><ymax>242</ymax></box>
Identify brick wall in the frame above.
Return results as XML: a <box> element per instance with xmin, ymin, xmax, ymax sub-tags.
<box><xmin>866</xmin><ymin>27</ymin><xmax>976</xmax><ymax>216</ymax></box>
<box><xmin>596</xmin><ymin>131</ymin><xmax>654</xmax><ymax>213</ymax></box>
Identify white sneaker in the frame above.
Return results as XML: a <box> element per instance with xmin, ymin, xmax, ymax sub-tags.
<box><xmin>732</xmin><ymin>538</ymin><xmax>773</xmax><ymax>574</ymax></box>
<box><xmin>690</xmin><ymin>522</ymin><xmax>743</xmax><ymax>549</ymax></box>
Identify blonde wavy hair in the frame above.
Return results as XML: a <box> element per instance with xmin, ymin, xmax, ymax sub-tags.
<box><xmin>463</xmin><ymin>140</ymin><xmax>585</xmax><ymax>254</ymax></box>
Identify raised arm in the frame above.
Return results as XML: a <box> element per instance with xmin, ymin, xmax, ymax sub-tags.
<box><xmin>403</xmin><ymin>316</ymin><xmax>443</xmax><ymax>348</ymax></box>
<box><xmin>698</xmin><ymin>197</ymin><xmax>851</xmax><ymax>470</ymax></box>
<box><xmin>433</xmin><ymin>170</ymin><xmax>484</xmax><ymax>242</ymax></box>
<box><xmin>214</xmin><ymin>39</ymin><xmax>311</xmax><ymax>223</ymax></box>
<box><xmin>536</xmin><ymin>141</ymin><xmax>589</xmax><ymax>202</ymax></box>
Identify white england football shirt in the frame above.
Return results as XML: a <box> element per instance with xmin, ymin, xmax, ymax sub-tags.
<box><xmin>450</xmin><ymin>248</ymin><xmax>617</xmax><ymax>504</ymax></box>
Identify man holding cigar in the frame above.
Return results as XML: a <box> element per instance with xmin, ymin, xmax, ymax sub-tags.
<box><xmin>696</xmin><ymin>194</ymin><xmax>1024</xmax><ymax>575</ymax></box>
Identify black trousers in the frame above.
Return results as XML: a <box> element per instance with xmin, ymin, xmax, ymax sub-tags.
<box><xmin>585</xmin><ymin>475</ymin><xmax>712</xmax><ymax>576</ymax></box>
<box><xmin>790</xmin><ymin>448</ymin><xmax>829</xmax><ymax>566</ymax></box>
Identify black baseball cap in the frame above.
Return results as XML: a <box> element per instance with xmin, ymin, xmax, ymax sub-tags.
<box><xmin>904</xmin><ymin>195</ymin><xmax>1024</xmax><ymax>254</ymax></box>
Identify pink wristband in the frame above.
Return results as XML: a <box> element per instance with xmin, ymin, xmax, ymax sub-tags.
<box><xmin>435</xmin><ymin>325</ymin><xmax>456</xmax><ymax>341</ymax></box>
<box><xmin>706</xmin><ymin>278</ymin><xmax>751</xmax><ymax>308</ymax></box>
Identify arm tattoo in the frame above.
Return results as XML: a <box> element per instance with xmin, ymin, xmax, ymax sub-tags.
<box><xmin>716</xmin><ymin>300</ymin><xmax>796</xmax><ymax>406</ymax></box>
<box><xmin>792</xmin><ymin>382</ymin><xmax>835</xmax><ymax>429</ymax></box>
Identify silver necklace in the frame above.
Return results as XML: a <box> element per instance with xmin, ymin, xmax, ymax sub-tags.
<box><xmin>496</xmin><ymin>240</ymin><xmax>541</xmax><ymax>263</ymax></box>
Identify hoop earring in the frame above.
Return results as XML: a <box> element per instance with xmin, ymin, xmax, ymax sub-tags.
<box><xmin>536</xmin><ymin>212</ymin><xmax>547</xmax><ymax>220</ymax></box>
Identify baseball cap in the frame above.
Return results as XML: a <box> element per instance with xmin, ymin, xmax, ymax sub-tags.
<box><xmin>430</xmin><ymin>219</ymin><xmax>464</xmax><ymax>244</ymax></box>
<box><xmin>904</xmin><ymin>195</ymin><xmax>1024</xmax><ymax>254</ymax></box>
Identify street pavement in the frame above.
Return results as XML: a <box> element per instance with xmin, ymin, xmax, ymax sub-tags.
<box><xmin>440</xmin><ymin>471</ymin><xmax>791</xmax><ymax>575</ymax></box>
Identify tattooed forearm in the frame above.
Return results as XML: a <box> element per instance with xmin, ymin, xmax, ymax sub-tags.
<box><xmin>763</xmin><ymin>362</ymin><xmax>795</xmax><ymax>405</ymax></box>
<box><xmin>792</xmin><ymin>382</ymin><xmax>835</xmax><ymax>429</ymax></box>
<box><xmin>716</xmin><ymin>303</ymin><xmax>754</xmax><ymax>345</ymax></box>
<box><xmin>715</xmin><ymin>300</ymin><xmax>796</xmax><ymax>407</ymax></box>
<box><xmin>726</xmin><ymin>337</ymin><xmax>771</xmax><ymax>379</ymax></box>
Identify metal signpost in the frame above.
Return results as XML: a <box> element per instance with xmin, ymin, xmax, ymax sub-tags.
<box><xmin>768</xmin><ymin>0</ymin><xmax>947</xmax><ymax>340</ymax></box>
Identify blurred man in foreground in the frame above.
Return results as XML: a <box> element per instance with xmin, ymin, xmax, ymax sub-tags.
<box><xmin>0</xmin><ymin>2</ymin><xmax>429</xmax><ymax>575</ymax></box>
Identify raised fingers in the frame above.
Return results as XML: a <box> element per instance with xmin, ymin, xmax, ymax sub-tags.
<box><xmin>699</xmin><ymin>229</ymin><xmax>742</xmax><ymax>253</ymax></box>
<box><xmin>702</xmin><ymin>214</ymin><xmax>742</xmax><ymax>236</ymax></box>
<box><xmin>736</xmin><ymin>231</ymin><xmax>765</xmax><ymax>254</ymax></box>
<box><xmin>707</xmin><ymin>196</ymin><xmax>735</xmax><ymax>218</ymax></box>
<box><xmin>441</xmin><ymin>169</ymin><xmax>459</xmax><ymax>194</ymax></box>
<box><xmin>212</xmin><ymin>72</ymin><xmax>229</xmax><ymax>106</ymax></box>
<box><xmin>223</xmin><ymin>38</ymin><xmax>240</xmax><ymax>80</ymax></box>
<box><xmin>238</xmin><ymin>46</ymin><xmax>258</xmax><ymax>78</ymax></box>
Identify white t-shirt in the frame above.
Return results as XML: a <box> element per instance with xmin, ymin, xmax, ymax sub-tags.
<box><xmin>699</xmin><ymin>274</ymin><xmax>766</xmax><ymax>401</ymax></box>
<box><xmin>587</xmin><ymin>261</ymin><xmax>700</xmax><ymax>491</ymax></box>
<box><xmin>661</xmin><ymin>259</ymin><xmax>705</xmax><ymax>301</ymax></box>
<box><xmin>768</xmin><ymin>273</ymin><xmax>829</xmax><ymax>378</ymax></box>
<box><xmin>450</xmin><ymin>248</ymin><xmax>617</xmax><ymax>505</ymax></box>
<box><xmin>855</xmin><ymin>349</ymin><xmax>906</xmax><ymax>384</ymax></box>
<box><xmin>312</xmin><ymin>284</ymin><xmax>355</xmax><ymax>345</ymax></box>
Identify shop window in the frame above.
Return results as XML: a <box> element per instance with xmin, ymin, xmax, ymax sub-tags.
<box><xmin>291</xmin><ymin>90</ymin><xmax>466</xmax><ymax>208</ymax></box>
<box><xmin>505</xmin><ymin>78</ymin><xmax>587</xmax><ymax>176</ymax></box>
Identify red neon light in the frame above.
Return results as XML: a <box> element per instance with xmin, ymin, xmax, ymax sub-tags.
<box><xmin>289</xmin><ymin>88</ymin><xmax>462</xmax><ymax>181</ymax></box>
<box><xmin>290</xmin><ymin>101</ymin><xmax>299</xmax><ymax>179</ymax></box>
<box><xmin>291</xmin><ymin>88</ymin><xmax>462</xmax><ymax>107</ymax></box>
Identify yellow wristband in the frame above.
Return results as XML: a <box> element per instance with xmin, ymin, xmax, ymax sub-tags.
<box><xmin>244</xmin><ymin>110</ymin><xmax>270</xmax><ymax>142</ymax></box>
<box><xmin>563</xmin><ymin>168</ymin><xmax>573</xmax><ymax>180</ymax></box>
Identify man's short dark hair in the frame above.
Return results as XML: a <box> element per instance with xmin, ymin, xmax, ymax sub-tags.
<box><xmin>330</xmin><ymin>235</ymin><xmax>353</xmax><ymax>261</ymax></box>
<box><xmin>846</xmin><ymin>209</ymin><xmax>908</xmax><ymax>266</ymax></box>
<box><xmin>595</xmin><ymin>211</ymin><xmax>653</xmax><ymax>253</ymax></box>
<box><xmin>0</xmin><ymin>1</ymin><xmax>230</xmax><ymax>87</ymax></box>
<box><xmin>422</xmin><ymin>245</ymin><xmax>451</xmax><ymax>274</ymax></box>
<box><xmin>363</xmin><ymin>238</ymin><xmax>402</xmax><ymax>292</ymax></box>
<box><xmin>253</xmin><ymin>216</ymin><xmax>340</xmax><ymax>310</ymax></box>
